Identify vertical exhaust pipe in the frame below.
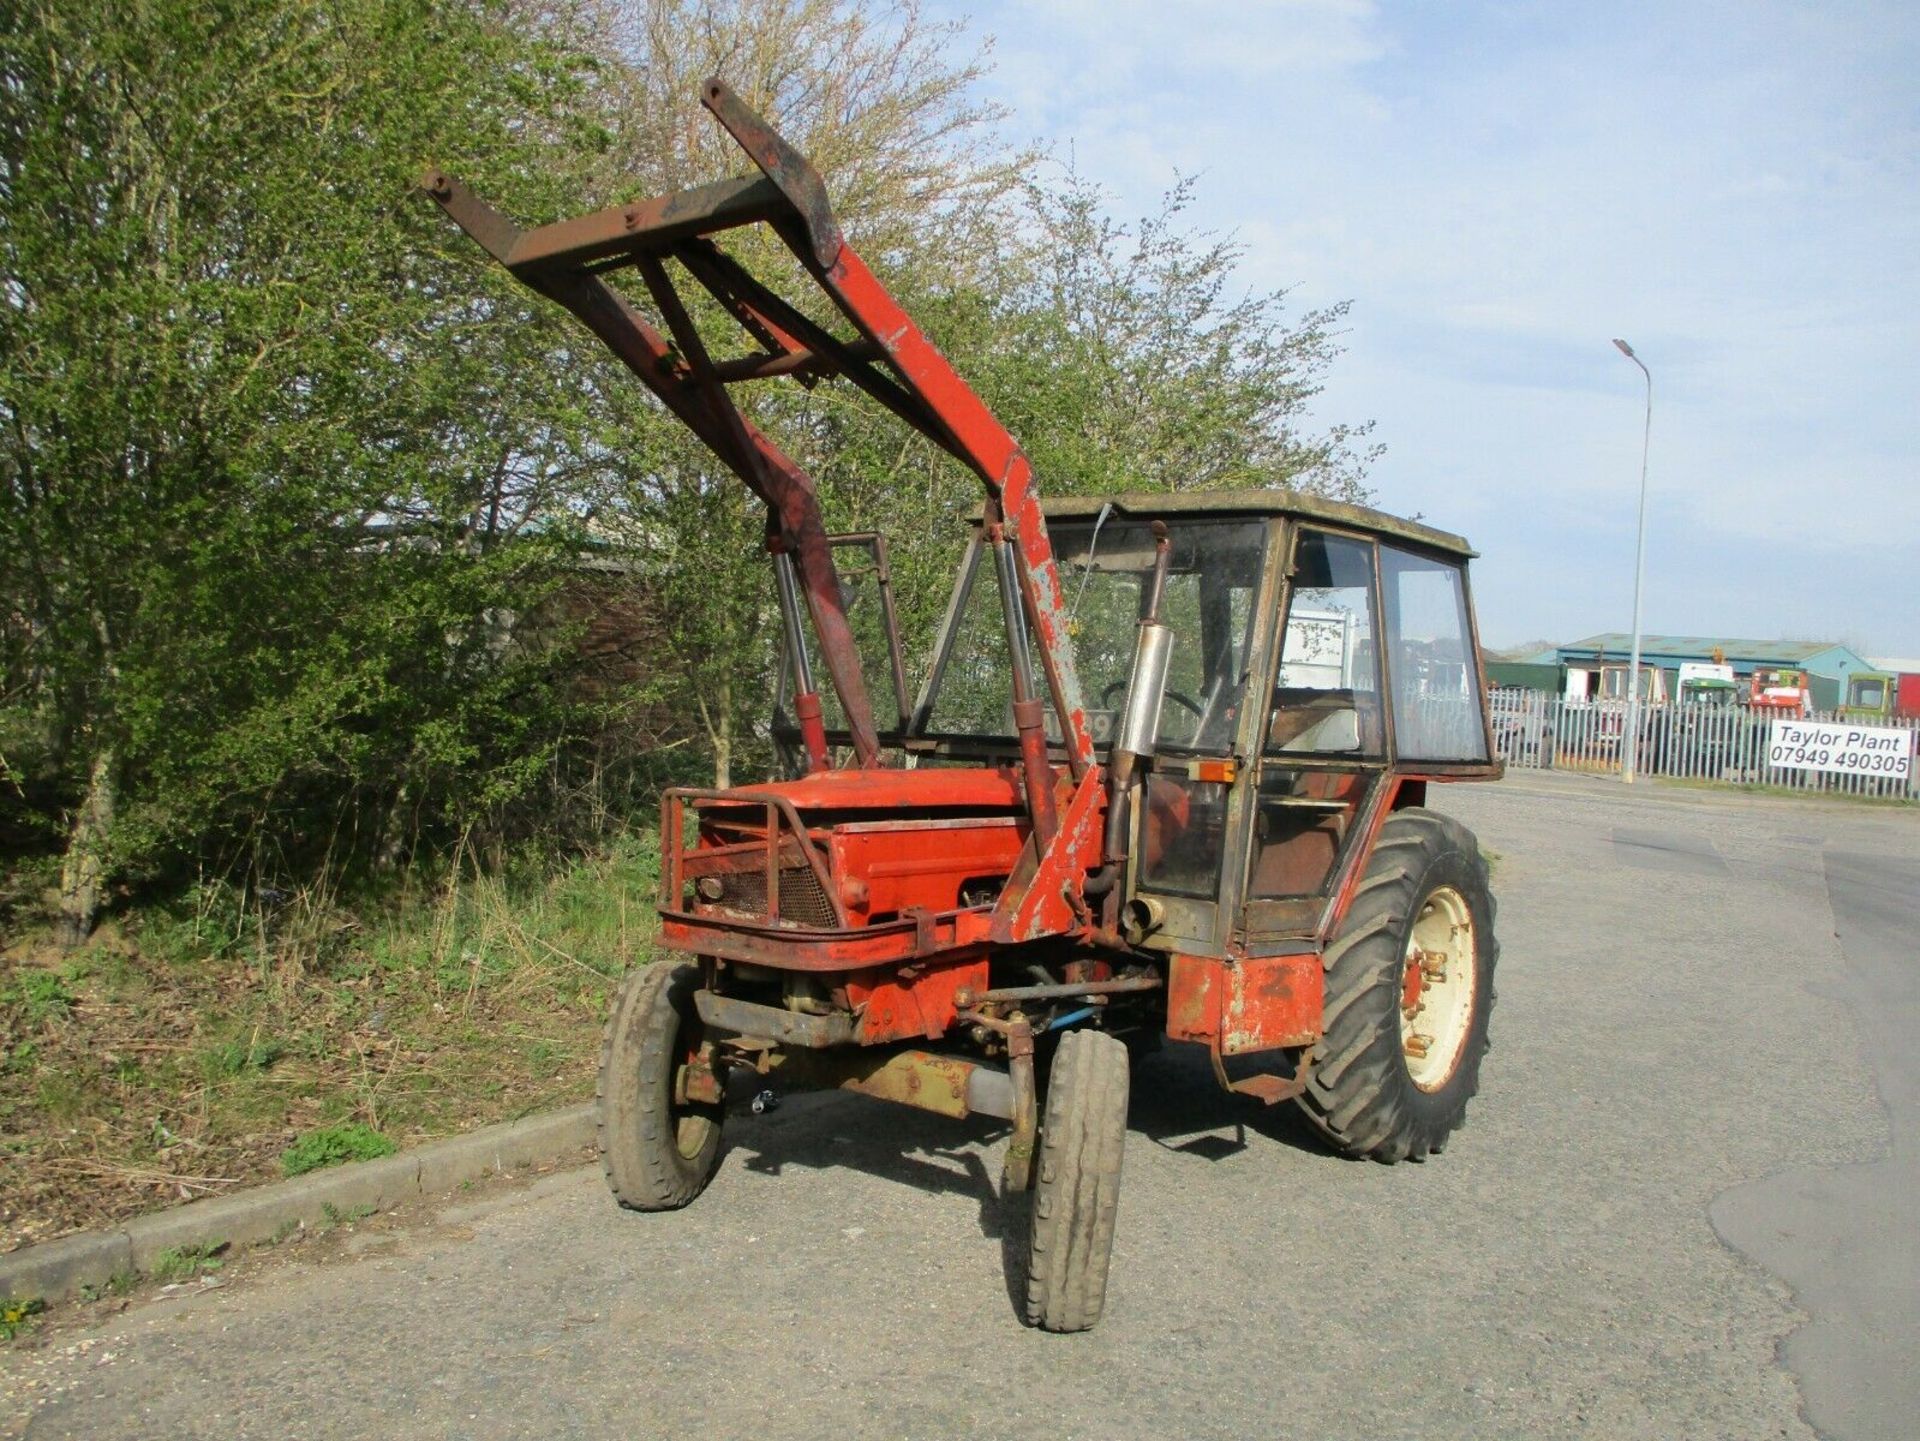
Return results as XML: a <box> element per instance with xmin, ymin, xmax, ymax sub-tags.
<box><xmin>1086</xmin><ymin>522</ymin><xmax>1173</xmax><ymax>898</ymax></box>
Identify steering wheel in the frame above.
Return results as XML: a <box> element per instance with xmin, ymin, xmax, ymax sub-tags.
<box><xmin>1101</xmin><ymin>679</ymin><xmax>1204</xmax><ymax>719</ymax></box>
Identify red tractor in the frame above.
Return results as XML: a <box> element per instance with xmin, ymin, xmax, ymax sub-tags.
<box><xmin>426</xmin><ymin>82</ymin><xmax>1501</xmax><ymax>1332</ymax></box>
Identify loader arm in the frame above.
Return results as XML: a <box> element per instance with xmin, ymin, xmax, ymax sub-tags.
<box><xmin>421</xmin><ymin>78</ymin><xmax>1095</xmax><ymax>810</ymax></box>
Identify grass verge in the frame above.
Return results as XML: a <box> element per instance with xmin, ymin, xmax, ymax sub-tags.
<box><xmin>0</xmin><ymin>831</ymin><xmax>658</xmax><ymax>1251</ymax></box>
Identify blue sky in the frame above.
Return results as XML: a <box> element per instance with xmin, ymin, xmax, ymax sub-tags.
<box><xmin>926</xmin><ymin>0</ymin><xmax>1920</xmax><ymax>657</ymax></box>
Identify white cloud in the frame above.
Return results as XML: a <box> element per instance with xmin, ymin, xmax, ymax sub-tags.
<box><xmin>928</xmin><ymin>0</ymin><xmax>1920</xmax><ymax>649</ymax></box>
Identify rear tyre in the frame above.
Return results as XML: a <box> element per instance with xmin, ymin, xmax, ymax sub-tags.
<box><xmin>598</xmin><ymin>961</ymin><xmax>722</xmax><ymax>1210</ymax></box>
<box><xmin>1023</xmin><ymin>1029</ymin><xmax>1129</xmax><ymax>1332</ymax></box>
<box><xmin>1296</xmin><ymin>808</ymin><xmax>1496</xmax><ymax>1163</ymax></box>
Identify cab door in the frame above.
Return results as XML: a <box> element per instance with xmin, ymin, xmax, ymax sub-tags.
<box><xmin>1242</xmin><ymin>526</ymin><xmax>1389</xmax><ymax>943</ymax></box>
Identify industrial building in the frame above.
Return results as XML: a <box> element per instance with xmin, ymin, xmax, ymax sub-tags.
<box><xmin>1489</xmin><ymin>634</ymin><xmax>1877</xmax><ymax>711</ymax></box>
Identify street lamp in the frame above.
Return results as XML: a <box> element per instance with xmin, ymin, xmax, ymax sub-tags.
<box><xmin>1613</xmin><ymin>338</ymin><xmax>1652</xmax><ymax>784</ymax></box>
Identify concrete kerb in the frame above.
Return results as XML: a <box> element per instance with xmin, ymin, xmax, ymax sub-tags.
<box><xmin>1</xmin><ymin>1103</ymin><xmax>597</xmax><ymax>1305</ymax></box>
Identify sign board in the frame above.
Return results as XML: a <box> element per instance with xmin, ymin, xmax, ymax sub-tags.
<box><xmin>1769</xmin><ymin>719</ymin><xmax>1914</xmax><ymax>780</ymax></box>
<box><xmin>1279</xmin><ymin>606</ymin><xmax>1356</xmax><ymax>689</ymax></box>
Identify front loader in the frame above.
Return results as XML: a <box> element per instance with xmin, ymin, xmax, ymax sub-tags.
<box><xmin>424</xmin><ymin>80</ymin><xmax>1501</xmax><ymax>1332</ymax></box>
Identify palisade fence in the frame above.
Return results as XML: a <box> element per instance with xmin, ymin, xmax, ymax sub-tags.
<box><xmin>1487</xmin><ymin>691</ymin><xmax>1920</xmax><ymax>802</ymax></box>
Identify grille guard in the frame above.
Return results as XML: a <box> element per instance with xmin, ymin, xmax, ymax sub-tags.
<box><xmin>662</xmin><ymin>787</ymin><xmax>849</xmax><ymax>930</ymax></box>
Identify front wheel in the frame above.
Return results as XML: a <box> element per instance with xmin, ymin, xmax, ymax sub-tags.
<box><xmin>597</xmin><ymin>961</ymin><xmax>723</xmax><ymax>1210</ymax></box>
<box><xmin>1296</xmin><ymin>808</ymin><xmax>1497</xmax><ymax>1163</ymax></box>
<box><xmin>1023</xmin><ymin>1029</ymin><xmax>1130</xmax><ymax>1332</ymax></box>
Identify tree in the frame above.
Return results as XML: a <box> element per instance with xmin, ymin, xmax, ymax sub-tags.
<box><xmin>0</xmin><ymin>0</ymin><xmax>616</xmax><ymax>940</ymax></box>
<box><xmin>770</xmin><ymin>167</ymin><xmax>1383</xmax><ymax>694</ymax></box>
<box><xmin>975</xmin><ymin>170</ymin><xmax>1380</xmax><ymax>504</ymax></box>
<box><xmin>562</xmin><ymin>0</ymin><xmax>1025</xmax><ymax>785</ymax></box>
<box><xmin>561</xmin><ymin>5</ymin><xmax>1377</xmax><ymax>784</ymax></box>
<box><xmin>0</xmin><ymin>0</ymin><xmax>1383</xmax><ymax>939</ymax></box>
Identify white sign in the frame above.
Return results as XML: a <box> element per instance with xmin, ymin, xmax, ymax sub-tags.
<box><xmin>1769</xmin><ymin>719</ymin><xmax>1914</xmax><ymax>780</ymax></box>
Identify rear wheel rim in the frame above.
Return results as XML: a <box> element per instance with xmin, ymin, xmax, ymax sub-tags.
<box><xmin>1400</xmin><ymin>885</ymin><xmax>1477</xmax><ymax>1091</ymax></box>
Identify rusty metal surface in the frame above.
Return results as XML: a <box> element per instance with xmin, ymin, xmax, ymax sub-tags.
<box><xmin>956</xmin><ymin>976</ymin><xmax>1162</xmax><ymax>1006</ymax></box>
<box><xmin>1221</xmin><ymin>954</ymin><xmax>1322</xmax><ymax>1055</ymax></box>
<box><xmin>507</xmin><ymin>176</ymin><xmax>783</xmax><ymax>272</ymax></box>
<box><xmin>828</xmin><ymin>822</ymin><xmax>1023</xmax><ymax>929</ymax></box>
<box><xmin>766</xmin><ymin>1047</ymin><xmax>998</xmax><ymax>1122</ymax></box>
<box><xmin>699</xmin><ymin>78</ymin><xmax>844</xmax><ymax>269</ymax></box>
<box><xmin>1208</xmin><ymin>1046</ymin><xmax>1312</xmax><ymax>1106</ymax></box>
<box><xmin>849</xmin><ymin>957</ymin><xmax>988</xmax><ymax>1046</ymax></box>
<box><xmin>1165</xmin><ymin>951</ymin><xmax>1221</xmax><ymax>1044</ymax></box>
<box><xmin>992</xmin><ymin>766</ymin><xmax>1106</xmax><ymax>944</ymax></box>
<box><xmin>1003</xmin><ymin>1020</ymin><xmax>1037</xmax><ymax>1192</ymax></box>
<box><xmin>1165</xmin><ymin>951</ymin><xmax>1322</xmax><ymax>1053</ymax></box>
<box><xmin>835</xmin><ymin>1050</ymin><xmax>975</xmax><ymax>1120</ymax></box>
<box><xmin>663</xmin><ymin>787</ymin><xmax>846</xmax><ymax>929</ymax></box>
<box><xmin>694</xmin><ymin>992</ymin><xmax>855</xmax><ymax>1048</ymax></box>
<box><xmin>657</xmin><ymin>908</ymin><xmax>994</xmax><ymax>972</ymax></box>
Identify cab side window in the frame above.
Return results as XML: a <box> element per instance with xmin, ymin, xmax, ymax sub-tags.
<box><xmin>1379</xmin><ymin>545</ymin><xmax>1489</xmax><ymax>763</ymax></box>
<box><xmin>1267</xmin><ymin>530</ymin><xmax>1383</xmax><ymax>757</ymax></box>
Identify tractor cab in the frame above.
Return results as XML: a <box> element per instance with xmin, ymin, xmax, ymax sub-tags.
<box><xmin>777</xmin><ymin>491</ymin><xmax>1498</xmax><ymax>955</ymax></box>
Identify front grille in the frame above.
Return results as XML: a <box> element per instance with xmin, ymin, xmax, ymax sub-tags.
<box><xmin>714</xmin><ymin>864</ymin><xmax>838</xmax><ymax>927</ymax></box>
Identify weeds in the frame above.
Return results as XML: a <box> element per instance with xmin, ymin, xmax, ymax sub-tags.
<box><xmin>281</xmin><ymin>1122</ymin><xmax>397</xmax><ymax>1177</ymax></box>
<box><xmin>5</xmin><ymin>969</ymin><xmax>75</xmax><ymax>1024</ymax></box>
<box><xmin>319</xmin><ymin>1201</ymin><xmax>375</xmax><ymax>1228</ymax></box>
<box><xmin>79</xmin><ymin>1271</ymin><xmax>137</xmax><ymax>1303</ymax></box>
<box><xmin>149</xmin><ymin>1243</ymin><xmax>225</xmax><ymax>1283</ymax></box>
<box><xmin>198</xmin><ymin>1034</ymin><xmax>285</xmax><ymax>1081</ymax></box>
<box><xmin>1</xmin><ymin>830</ymin><xmax>657</xmax><ymax>1249</ymax></box>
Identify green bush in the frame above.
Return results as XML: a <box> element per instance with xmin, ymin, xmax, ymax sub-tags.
<box><xmin>280</xmin><ymin>1122</ymin><xmax>397</xmax><ymax>1177</ymax></box>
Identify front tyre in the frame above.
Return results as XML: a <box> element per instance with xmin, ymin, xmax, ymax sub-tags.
<box><xmin>597</xmin><ymin>961</ymin><xmax>722</xmax><ymax>1210</ymax></box>
<box><xmin>1296</xmin><ymin>808</ymin><xmax>1497</xmax><ymax>1163</ymax></box>
<box><xmin>1023</xmin><ymin>1029</ymin><xmax>1130</xmax><ymax>1332</ymax></box>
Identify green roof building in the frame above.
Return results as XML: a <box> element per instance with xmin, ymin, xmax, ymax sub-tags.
<box><xmin>1551</xmin><ymin>634</ymin><xmax>1875</xmax><ymax>711</ymax></box>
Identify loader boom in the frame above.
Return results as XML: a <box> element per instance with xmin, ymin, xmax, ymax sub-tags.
<box><xmin>422</xmin><ymin>79</ymin><xmax>1094</xmax><ymax>826</ymax></box>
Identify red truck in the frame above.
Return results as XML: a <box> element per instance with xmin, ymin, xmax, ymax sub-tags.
<box><xmin>1747</xmin><ymin>668</ymin><xmax>1811</xmax><ymax>717</ymax></box>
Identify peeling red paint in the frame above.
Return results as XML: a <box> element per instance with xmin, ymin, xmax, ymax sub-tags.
<box><xmin>1166</xmin><ymin>952</ymin><xmax>1323</xmax><ymax>1053</ymax></box>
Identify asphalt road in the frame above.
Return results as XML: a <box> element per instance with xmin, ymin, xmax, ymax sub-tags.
<box><xmin>5</xmin><ymin>771</ymin><xmax>1916</xmax><ymax>1440</ymax></box>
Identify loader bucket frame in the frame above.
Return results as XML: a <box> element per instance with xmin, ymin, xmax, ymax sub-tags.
<box><xmin>422</xmin><ymin>80</ymin><xmax>1095</xmax><ymax>843</ymax></box>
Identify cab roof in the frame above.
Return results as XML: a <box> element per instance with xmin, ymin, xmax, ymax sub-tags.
<box><xmin>988</xmin><ymin>488</ymin><xmax>1477</xmax><ymax>558</ymax></box>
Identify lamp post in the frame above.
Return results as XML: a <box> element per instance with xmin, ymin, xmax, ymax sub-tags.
<box><xmin>1612</xmin><ymin>338</ymin><xmax>1652</xmax><ymax>784</ymax></box>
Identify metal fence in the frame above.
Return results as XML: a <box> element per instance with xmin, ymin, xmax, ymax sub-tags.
<box><xmin>1488</xmin><ymin>691</ymin><xmax>1920</xmax><ymax>802</ymax></box>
